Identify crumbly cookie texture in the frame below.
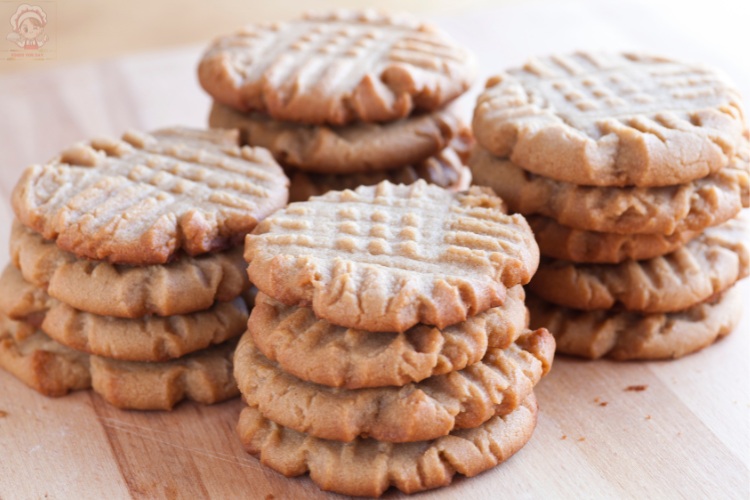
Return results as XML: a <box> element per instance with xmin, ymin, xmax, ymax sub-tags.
<box><xmin>527</xmin><ymin>287</ymin><xmax>743</xmax><ymax>360</ymax></box>
<box><xmin>0</xmin><ymin>315</ymin><xmax>239</xmax><ymax>409</ymax></box>
<box><xmin>199</xmin><ymin>10</ymin><xmax>476</xmax><ymax>125</ymax></box>
<box><xmin>529</xmin><ymin>218</ymin><xmax>749</xmax><ymax>313</ymax></box>
<box><xmin>0</xmin><ymin>314</ymin><xmax>90</xmax><ymax>397</ymax></box>
<box><xmin>245</xmin><ymin>180</ymin><xmax>539</xmax><ymax>332</ymax></box>
<box><xmin>233</xmin><ymin>328</ymin><xmax>553</xmax><ymax>443</ymax></box>
<box><xmin>210</xmin><ymin>101</ymin><xmax>469</xmax><ymax>174</ymax></box>
<box><xmin>12</xmin><ymin>127</ymin><xmax>289</xmax><ymax>265</ymax></box>
<box><xmin>90</xmin><ymin>340</ymin><xmax>238</xmax><ymax>410</ymax></box>
<box><xmin>248</xmin><ymin>286</ymin><xmax>528</xmax><ymax>389</ymax></box>
<box><xmin>237</xmin><ymin>394</ymin><xmax>538</xmax><ymax>497</ymax></box>
<box><xmin>0</xmin><ymin>265</ymin><xmax>251</xmax><ymax>362</ymax></box>
<box><xmin>286</xmin><ymin>133</ymin><xmax>473</xmax><ymax>202</ymax></box>
<box><xmin>527</xmin><ymin>215</ymin><xmax>702</xmax><ymax>264</ymax></box>
<box><xmin>10</xmin><ymin>221</ymin><xmax>249</xmax><ymax>318</ymax></box>
<box><xmin>469</xmin><ymin>145</ymin><xmax>749</xmax><ymax>235</ymax></box>
<box><xmin>473</xmin><ymin>52</ymin><xmax>746</xmax><ymax>187</ymax></box>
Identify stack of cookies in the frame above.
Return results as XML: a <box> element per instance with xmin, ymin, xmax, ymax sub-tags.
<box><xmin>198</xmin><ymin>10</ymin><xmax>476</xmax><ymax>202</ymax></box>
<box><xmin>0</xmin><ymin>127</ymin><xmax>289</xmax><ymax>409</ymax></box>
<box><xmin>234</xmin><ymin>180</ymin><xmax>554</xmax><ymax>496</ymax></box>
<box><xmin>470</xmin><ymin>52</ymin><xmax>750</xmax><ymax>360</ymax></box>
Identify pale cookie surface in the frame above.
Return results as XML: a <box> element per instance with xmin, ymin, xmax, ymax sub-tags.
<box><xmin>210</xmin><ymin>101</ymin><xmax>468</xmax><ymax>173</ymax></box>
<box><xmin>245</xmin><ymin>180</ymin><xmax>539</xmax><ymax>332</ymax></box>
<box><xmin>0</xmin><ymin>316</ymin><xmax>239</xmax><ymax>409</ymax></box>
<box><xmin>473</xmin><ymin>52</ymin><xmax>746</xmax><ymax>187</ymax></box>
<box><xmin>248</xmin><ymin>286</ymin><xmax>527</xmax><ymax>389</ymax></box>
<box><xmin>0</xmin><ymin>265</ymin><xmax>251</xmax><ymax>362</ymax></box>
<box><xmin>12</xmin><ymin>128</ymin><xmax>289</xmax><ymax>265</ymax></box>
<box><xmin>530</xmin><ymin>219</ymin><xmax>749</xmax><ymax>313</ymax></box>
<box><xmin>286</xmin><ymin>133</ymin><xmax>472</xmax><ymax>202</ymax></box>
<box><xmin>199</xmin><ymin>11</ymin><xmax>476</xmax><ymax>125</ymax></box>
<box><xmin>11</xmin><ymin>220</ymin><xmax>249</xmax><ymax>318</ymax></box>
<box><xmin>528</xmin><ymin>215</ymin><xmax>701</xmax><ymax>264</ymax></box>
<box><xmin>527</xmin><ymin>287</ymin><xmax>743</xmax><ymax>360</ymax></box>
<box><xmin>234</xmin><ymin>328</ymin><xmax>553</xmax><ymax>443</ymax></box>
<box><xmin>237</xmin><ymin>395</ymin><xmax>538</xmax><ymax>497</ymax></box>
<box><xmin>470</xmin><ymin>145</ymin><xmax>749</xmax><ymax>235</ymax></box>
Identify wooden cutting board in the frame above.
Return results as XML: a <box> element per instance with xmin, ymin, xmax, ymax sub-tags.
<box><xmin>0</xmin><ymin>2</ymin><xmax>748</xmax><ymax>498</ymax></box>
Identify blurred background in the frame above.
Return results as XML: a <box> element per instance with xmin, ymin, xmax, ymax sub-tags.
<box><xmin>0</xmin><ymin>0</ymin><xmax>746</xmax><ymax>74</ymax></box>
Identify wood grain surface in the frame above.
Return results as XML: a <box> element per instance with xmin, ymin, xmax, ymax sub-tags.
<box><xmin>1</xmin><ymin>2</ymin><xmax>749</xmax><ymax>499</ymax></box>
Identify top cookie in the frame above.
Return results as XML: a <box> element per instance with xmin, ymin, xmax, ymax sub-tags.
<box><xmin>473</xmin><ymin>52</ymin><xmax>746</xmax><ymax>187</ymax></box>
<box><xmin>245</xmin><ymin>180</ymin><xmax>539</xmax><ymax>332</ymax></box>
<box><xmin>198</xmin><ymin>10</ymin><xmax>476</xmax><ymax>125</ymax></box>
<box><xmin>12</xmin><ymin>127</ymin><xmax>289</xmax><ymax>265</ymax></box>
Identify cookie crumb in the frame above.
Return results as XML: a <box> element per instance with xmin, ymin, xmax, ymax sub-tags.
<box><xmin>599</xmin><ymin>402</ymin><xmax>608</xmax><ymax>407</ymax></box>
<box><xmin>645</xmin><ymin>415</ymin><xmax>652</xmax><ymax>420</ymax></box>
<box><xmin>265</xmin><ymin>495</ymin><xmax>275</xmax><ymax>500</ymax></box>
<box><xmin>577</xmin><ymin>437</ymin><xmax>586</xmax><ymax>442</ymax></box>
<box><xmin>0</xmin><ymin>410</ymin><xmax>7</xmax><ymax>418</ymax></box>
<box><xmin>561</xmin><ymin>434</ymin><xmax>567</xmax><ymax>440</ymax></box>
<box><xmin>625</xmin><ymin>385</ymin><xmax>647</xmax><ymax>392</ymax></box>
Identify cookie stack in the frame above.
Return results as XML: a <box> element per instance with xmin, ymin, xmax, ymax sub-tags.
<box><xmin>470</xmin><ymin>52</ymin><xmax>750</xmax><ymax>359</ymax></box>
<box><xmin>235</xmin><ymin>180</ymin><xmax>554</xmax><ymax>496</ymax></box>
<box><xmin>198</xmin><ymin>10</ymin><xmax>477</xmax><ymax>202</ymax></box>
<box><xmin>0</xmin><ymin>127</ymin><xmax>289</xmax><ymax>409</ymax></box>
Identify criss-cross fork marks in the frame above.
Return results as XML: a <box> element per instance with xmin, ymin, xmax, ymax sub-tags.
<box><xmin>15</xmin><ymin>130</ymin><xmax>288</xmax><ymax>263</ymax></box>
<box><xmin>257</xmin><ymin>182</ymin><xmax>532</xmax><ymax>280</ymax></box>
<box><xmin>508</xmin><ymin>52</ymin><xmax>744</xmax><ymax>139</ymax></box>
<box><xmin>213</xmin><ymin>13</ymin><xmax>466</xmax><ymax>107</ymax></box>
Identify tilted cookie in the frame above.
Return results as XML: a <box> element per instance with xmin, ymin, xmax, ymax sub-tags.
<box><xmin>470</xmin><ymin>145</ymin><xmax>749</xmax><ymax>235</ymax></box>
<box><xmin>10</xmin><ymin>220</ymin><xmax>249</xmax><ymax>318</ymax></box>
<box><xmin>210</xmin><ymin>101</ymin><xmax>468</xmax><ymax>173</ymax></box>
<box><xmin>248</xmin><ymin>286</ymin><xmax>528</xmax><ymax>389</ymax></box>
<box><xmin>528</xmin><ymin>215</ymin><xmax>702</xmax><ymax>264</ymax></box>
<box><xmin>0</xmin><ymin>315</ymin><xmax>239</xmax><ymax>409</ymax></box>
<box><xmin>245</xmin><ymin>180</ymin><xmax>539</xmax><ymax>332</ymax></box>
<box><xmin>286</xmin><ymin>133</ymin><xmax>473</xmax><ymax>202</ymax></box>
<box><xmin>199</xmin><ymin>10</ymin><xmax>476</xmax><ymax>125</ymax></box>
<box><xmin>238</xmin><ymin>394</ymin><xmax>537</xmax><ymax>497</ymax></box>
<box><xmin>0</xmin><ymin>265</ymin><xmax>251</xmax><ymax>362</ymax></box>
<box><xmin>12</xmin><ymin>127</ymin><xmax>289</xmax><ymax>265</ymax></box>
<box><xmin>530</xmin><ymin>219</ymin><xmax>749</xmax><ymax>313</ymax></box>
<box><xmin>473</xmin><ymin>52</ymin><xmax>746</xmax><ymax>187</ymax></box>
<box><xmin>527</xmin><ymin>287</ymin><xmax>742</xmax><ymax>360</ymax></box>
<box><xmin>234</xmin><ymin>328</ymin><xmax>553</xmax><ymax>443</ymax></box>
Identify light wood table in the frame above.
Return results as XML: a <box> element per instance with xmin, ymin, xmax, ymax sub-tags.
<box><xmin>1</xmin><ymin>2</ymin><xmax>748</xmax><ymax>498</ymax></box>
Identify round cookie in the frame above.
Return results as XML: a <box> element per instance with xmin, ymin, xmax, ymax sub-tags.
<box><xmin>473</xmin><ymin>52</ymin><xmax>746</xmax><ymax>187</ymax></box>
<box><xmin>233</xmin><ymin>328</ymin><xmax>554</xmax><ymax>443</ymax></box>
<box><xmin>527</xmin><ymin>215</ymin><xmax>702</xmax><ymax>264</ymax></box>
<box><xmin>248</xmin><ymin>286</ymin><xmax>528</xmax><ymax>389</ymax></box>
<box><xmin>529</xmin><ymin>219</ymin><xmax>749</xmax><ymax>313</ymax></box>
<box><xmin>199</xmin><ymin>11</ymin><xmax>476</xmax><ymax>125</ymax></box>
<box><xmin>527</xmin><ymin>287</ymin><xmax>743</xmax><ymax>360</ymax></box>
<box><xmin>12</xmin><ymin>127</ymin><xmax>289</xmax><ymax>265</ymax></box>
<box><xmin>237</xmin><ymin>395</ymin><xmax>538</xmax><ymax>497</ymax></box>
<box><xmin>245</xmin><ymin>180</ymin><xmax>539</xmax><ymax>332</ymax></box>
<box><xmin>209</xmin><ymin>101</ymin><xmax>468</xmax><ymax>173</ymax></box>
<box><xmin>0</xmin><ymin>265</ymin><xmax>251</xmax><ymax>362</ymax></box>
<box><xmin>0</xmin><ymin>314</ymin><xmax>239</xmax><ymax>409</ymax></box>
<box><xmin>469</xmin><ymin>145</ymin><xmax>749</xmax><ymax>235</ymax></box>
<box><xmin>286</xmin><ymin>135</ymin><xmax>472</xmax><ymax>202</ymax></box>
<box><xmin>10</xmin><ymin>220</ymin><xmax>249</xmax><ymax>318</ymax></box>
